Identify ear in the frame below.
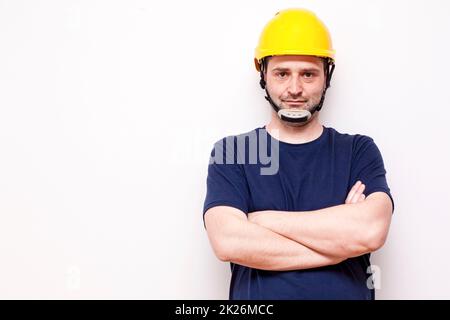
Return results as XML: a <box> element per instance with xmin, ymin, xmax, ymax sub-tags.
<box><xmin>254</xmin><ymin>58</ymin><xmax>261</xmax><ymax>72</ymax></box>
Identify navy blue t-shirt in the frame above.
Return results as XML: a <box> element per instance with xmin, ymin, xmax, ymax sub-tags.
<box><xmin>203</xmin><ymin>125</ymin><xmax>394</xmax><ymax>300</ymax></box>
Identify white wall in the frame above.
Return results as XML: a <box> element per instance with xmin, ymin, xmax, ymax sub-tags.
<box><xmin>0</xmin><ymin>0</ymin><xmax>449</xmax><ymax>299</ymax></box>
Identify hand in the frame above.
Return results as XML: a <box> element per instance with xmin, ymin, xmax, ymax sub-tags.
<box><xmin>345</xmin><ymin>180</ymin><xmax>366</xmax><ymax>204</ymax></box>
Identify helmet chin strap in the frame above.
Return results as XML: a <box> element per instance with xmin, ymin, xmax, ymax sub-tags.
<box><xmin>259</xmin><ymin>58</ymin><xmax>335</xmax><ymax>126</ymax></box>
<box><xmin>263</xmin><ymin>88</ymin><xmax>326</xmax><ymax>125</ymax></box>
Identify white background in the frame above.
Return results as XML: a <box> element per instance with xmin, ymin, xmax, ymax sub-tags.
<box><xmin>1</xmin><ymin>0</ymin><xmax>449</xmax><ymax>299</ymax></box>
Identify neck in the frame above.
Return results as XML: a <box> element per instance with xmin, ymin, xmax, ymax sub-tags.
<box><xmin>266</xmin><ymin>112</ymin><xmax>323</xmax><ymax>144</ymax></box>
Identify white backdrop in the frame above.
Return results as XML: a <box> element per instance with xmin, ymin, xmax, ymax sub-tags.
<box><xmin>1</xmin><ymin>0</ymin><xmax>449</xmax><ymax>299</ymax></box>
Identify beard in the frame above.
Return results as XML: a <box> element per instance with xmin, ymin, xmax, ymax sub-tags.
<box><xmin>278</xmin><ymin>93</ymin><xmax>321</xmax><ymax>112</ymax></box>
<box><xmin>277</xmin><ymin>93</ymin><xmax>323</xmax><ymax>127</ymax></box>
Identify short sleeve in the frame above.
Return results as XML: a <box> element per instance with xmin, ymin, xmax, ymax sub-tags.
<box><xmin>350</xmin><ymin>135</ymin><xmax>395</xmax><ymax>213</ymax></box>
<box><xmin>202</xmin><ymin>138</ymin><xmax>251</xmax><ymax>227</ymax></box>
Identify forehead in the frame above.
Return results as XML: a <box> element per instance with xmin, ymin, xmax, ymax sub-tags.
<box><xmin>267</xmin><ymin>55</ymin><xmax>324</xmax><ymax>71</ymax></box>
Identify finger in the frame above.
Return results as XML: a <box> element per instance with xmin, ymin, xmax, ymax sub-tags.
<box><xmin>345</xmin><ymin>181</ymin><xmax>361</xmax><ymax>204</ymax></box>
<box><xmin>345</xmin><ymin>181</ymin><xmax>361</xmax><ymax>203</ymax></box>
<box><xmin>351</xmin><ymin>184</ymin><xmax>366</xmax><ymax>204</ymax></box>
<box><xmin>357</xmin><ymin>183</ymin><xmax>366</xmax><ymax>195</ymax></box>
<box><xmin>357</xmin><ymin>194</ymin><xmax>366</xmax><ymax>202</ymax></box>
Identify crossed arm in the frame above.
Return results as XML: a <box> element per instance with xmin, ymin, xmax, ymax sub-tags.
<box><xmin>204</xmin><ymin>181</ymin><xmax>393</xmax><ymax>271</ymax></box>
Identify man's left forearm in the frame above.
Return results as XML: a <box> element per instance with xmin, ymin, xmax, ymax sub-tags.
<box><xmin>248</xmin><ymin>192</ymin><xmax>392</xmax><ymax>259</ymax></box>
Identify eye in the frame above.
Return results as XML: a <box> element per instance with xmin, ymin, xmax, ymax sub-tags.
<box><xmin>304</xmin><ymin>72</ymin><xmax>313</xmax><ymax>78</ymax></box>
<box><xmin>276</xmin><ymin>71</ymin><xmax>288</xmax><ymax>78</ymax></box>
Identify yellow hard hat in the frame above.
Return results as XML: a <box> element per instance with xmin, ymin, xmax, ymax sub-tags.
<box><xmin>254</xmin><ymin>8</ymin><xmax>335</xmax><ymax>71</ymax></box>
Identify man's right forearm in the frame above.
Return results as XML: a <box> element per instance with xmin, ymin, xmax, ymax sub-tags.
<box><xmin>207</xmin><ymin>211</ymin><xmax>344</xmax><ymax>271</ymax></box>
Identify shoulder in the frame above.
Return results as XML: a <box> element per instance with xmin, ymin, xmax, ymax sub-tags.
<box><xmin>326</xmin><ymin>126</ymin><xmax>376</xmax><ymax>150</ymax></box>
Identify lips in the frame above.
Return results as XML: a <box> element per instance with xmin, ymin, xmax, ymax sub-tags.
<box><xmin>284</xmin><ymin>101</ymin><xmax>307</xmax><ymax>107</ymax></box>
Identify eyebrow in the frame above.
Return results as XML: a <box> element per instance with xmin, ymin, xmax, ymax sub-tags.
<box><xmin>271</xmin><ymin>67</ymin><xmax>321</xmax><ymax>73</ymax></box>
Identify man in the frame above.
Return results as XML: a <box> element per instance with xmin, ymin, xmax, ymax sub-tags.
<box><xmin>203</xmin><ymin>8</ymin><xmax>394</xmax><ymax>300</ymax></box>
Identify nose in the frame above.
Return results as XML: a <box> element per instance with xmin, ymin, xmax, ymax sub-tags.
<box><xmin>287</xmin><ymin>76</ymin><xmax>303</xmax><ymax>97</ymax></box>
